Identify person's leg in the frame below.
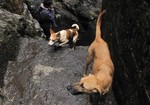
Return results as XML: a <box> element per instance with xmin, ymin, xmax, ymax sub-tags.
<box><xmin>42</xmin><ymin>24</ymin><xmax>50</xmax><ymax>41</ymax></box>
<box><xmin>44</xmin><ymin>29</ymin><xmax>50</xmax><ymax>40</ymax></box>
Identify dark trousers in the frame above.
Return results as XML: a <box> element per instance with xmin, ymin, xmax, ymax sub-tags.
<box><xmin>40</xmin><ymin>23</ymin><xmax>50</xmax><ymax>40</ymax></box>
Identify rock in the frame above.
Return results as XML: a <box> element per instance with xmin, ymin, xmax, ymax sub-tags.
<box><xmin>1</xmin><ymin>0</ymin><xmax>149</xmax><ymax>105</ymax></box>
<box><xmin>3</xmin><ymin>37</ymin><xmax>117</xmax><ymax>105</ymax></box>
<box><xmin>0</xmin><ymin>8</ymin><xmax>44</xmax><ymax>101</ymax></box>
<box><xmin>102</xmin><ymin>0</ymin><xmax>150</xmax><ymax>105</ymax></box>
<box><xmin>0</xmin><ymin>0</ymin><xmax>24</xmax><ymax>14</ymax></box>
<box><xmin>25</xmin><ymin>0</ymin><xmax>103</xmax><ymax>45</ymax></box>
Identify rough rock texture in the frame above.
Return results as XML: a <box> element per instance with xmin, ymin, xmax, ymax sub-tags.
<box><xmin>102</xmin><ymin>0</ymin><xmax>150</xmax><ymax>105</ymax></box>
<box><xmin>1</xmin><ymin>0</ymin><xmax>150</xmax><ymax>105</ymax></box>
<box><xmin>3</xmin><ymin>38</ymin><xmax>117</xmax><ymax>105</ymax></box>
<box><xmin>25</xmin><ymin>0</ymin><xmax>103</xmax><ymax>45</ymax></box>
<box><xmin>0</xmin><ymin>0</ymin><xmax>118</xmax><ymax>104</ymax></box>
<box><xmin>0</xmin><ymin>0</ymin><xmax>24</xmax><ymax>14</ymax></box>
<box><xmin>0</xmin><ymin>8</ymin><xmax>43</xmax><ymax>87</ymax></box>
<box><xmin>0</xmin><ymin>9</ymin><xmax>44</xmax><ymax>105</ymax></box>
<box><xmin>0</xmin><ymin>8</ymin><xmax>44</xmax><ymax>105</ymax></box>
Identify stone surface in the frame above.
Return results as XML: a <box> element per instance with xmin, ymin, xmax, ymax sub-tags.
<box><xmin>0</xmin><ymin>7</ymin><xmax>43</xmax><ymax>97</ymax></box>
<box><xmin>102</xmin><ymin>0</ymin><xmax>150</xmax><ymax>105</ymax></box>
<box><xmin>3</xmin><ymin>38</ymin><xmax>117</xmax><ymax>105</ymax></box>
<box><xmin>26</xmin><ymin>0</ymin><xmax>103</xmax><ymax>45</ymax></box>
<box><xmin>0</xmin><ymin>0</ymin><xmax>24</xmax><ymax>14</ymax></box>
<box><xmin>0</xmin><ymin>0</ymin><xmax>150</xmax><ymax>105</ymax></box>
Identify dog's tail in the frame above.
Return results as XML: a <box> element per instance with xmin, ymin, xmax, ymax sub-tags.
<box><xmin>95</xmin><ymin>10</ymin><xmax>106</xmax><ymax>40</ymax></box>
<box><xmin>71</xmin><ymin>24</ymin><xmax>79</xmax><ymax>31</ymax></box>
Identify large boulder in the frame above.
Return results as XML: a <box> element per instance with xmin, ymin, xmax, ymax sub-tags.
<box><xmin>102</xmin><ymin>0</ymin><xmax>150</xmax><ymax>105</ymax></box>
<box><xmin>0</xmin><ymin>7</ymin><xmax>43</xmax><ymax>91</ymax></box>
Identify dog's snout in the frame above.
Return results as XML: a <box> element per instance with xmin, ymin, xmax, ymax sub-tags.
<box><xmin>67</xmin><ymin>85</ymin><xmax>72</xmax><ymax>91</ymax></box>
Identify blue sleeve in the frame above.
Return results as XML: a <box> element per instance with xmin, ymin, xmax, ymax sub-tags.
<box><xmin>47</xmin><ymin>11</ymin><xmax>54</xmax><ymax>20</ymax></box>
<box><xmin>40</xmin><ymin>9</ymin><xmax>54</xmax><ymax>21</ymax></box>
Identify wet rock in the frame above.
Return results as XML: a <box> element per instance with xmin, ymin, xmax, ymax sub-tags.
<box><xmin>1</xmin><ymin>0</ymin><xmax>149</xmax><ymax>104</ymax></box>
<box><xmin>0</xmin><ymin>8</ymin><xmax>44</xmax><ymax>104</ymax></box>
<box><xmin>3</xmin><ymin>38</ymin><xmax>117</xmax><ymax>105</ymax></box>
<box><xmin>0</xmin><ymin>0</ymin><xmax>24</xmax><ymax>15</ymax></box>
<box><xmin>102</xmin><ymin>0</ymin><xmax>150</xmax><ymax>105</ymax></box>
<box><xmin>25</xmin><ymin>0</ymin><xmax>103</xmax><ymax>45</ymax></box>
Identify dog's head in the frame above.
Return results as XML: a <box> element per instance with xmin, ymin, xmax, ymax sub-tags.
<box><xmin>67</xmin><ymin>74</ymin><xmax>102</xmax><ymax>95</ymax></box>
<box><xmin>48</xmin><ymin>32</ymin><xmax>60</xmax><ymax>46</ymax></box>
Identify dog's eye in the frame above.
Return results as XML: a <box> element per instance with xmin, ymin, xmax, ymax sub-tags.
<box><xmin>52</xmin><ymin>40</ymin><xmax>55</xmax><ymax>42</ymax></box>
<box><xmin>81</xmin><ymin>83</ymin><xmax>84</xmax><ymax>88</ymax></box>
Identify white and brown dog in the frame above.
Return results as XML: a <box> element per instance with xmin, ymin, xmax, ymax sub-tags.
<box><xmin>67</xmin><ymin>10</ymin><xmax>114</xmax><ymax>104</ymax></box>
<box><xmin>48</xmin><ymin>24</ymin><xmax>79</xmax><ymax>49</ymax></box>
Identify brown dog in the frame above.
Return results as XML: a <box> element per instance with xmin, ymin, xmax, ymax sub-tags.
<box><xmin>48</xmin><ymin>24</ymin><xmax>79</xmax><ymax>49</ymax></box>
<box><xmin>67</xmin><ymin>9</ymin><xmax>114</xmax><ymax>101</ymax></box>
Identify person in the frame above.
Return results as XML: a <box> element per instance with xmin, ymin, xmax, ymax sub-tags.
<box><xmin>39</xmin><ymin>0</ymin><xmax>57</xmax><ymax>40</ymax></box>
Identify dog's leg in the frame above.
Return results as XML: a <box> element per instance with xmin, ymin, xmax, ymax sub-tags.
<box><xmin>59</xmin><ymin>40</ymin><xmax>69</xmax><ymax>46</ymax></box>
<box><xmin>91</xmin><ymin>93</ymin><xmax>100</xmax><ymax>105</ymax></box>
<box><xmin>72</xmin><ymin>35</ymin><xmax>78</xmax><ymax>50</ymax></box>
<box><xmin>68</xmin><ymin>36</ymin><xmax>74</xmax><ymax>48</ymax></box>
<box><xmin>83</xmin><ymin>48</ymin><xmax>94</xmax><ymax>75</ymax></box>
<box><xmin>83</xmin><ymin>55</ymin><xmax>92</xmax><ymax>75</ymax></box>
<box><xmin>73</xmin><ymin>42</ymin><xmax>76</xmax><ymax>50</ymax></box>
<box><xmin>87</xmin><ymin>95</ymin><xmax>92</xmax><ymax>105</ymax></box>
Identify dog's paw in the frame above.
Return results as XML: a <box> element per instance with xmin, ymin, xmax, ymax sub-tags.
<box><xmin>69</xmin><ymin>44</ymin><xmax>73</xmax><ymax>49</ymax></box>
<box><xmin>83</xmin><ymin>74</ymin><xmax>88</xmax><ymax>77</ymax></box>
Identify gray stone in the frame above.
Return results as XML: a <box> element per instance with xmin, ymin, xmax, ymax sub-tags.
<box><xmin>3</xmin><ymin>38</ymin><xmax>117</xmax><ymax>105</ymax></box>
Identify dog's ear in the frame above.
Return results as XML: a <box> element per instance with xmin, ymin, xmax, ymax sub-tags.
<box><xmin>88</xmin><ymin>74</ymin><xmax>93</xmax><ymax>76</ymax></box>
<box><xmin>57</xmin><ymin>32</ymin><xmax>60</xmax><ymax>37</ymax></box>
<box><xmin>50</xmin><ymin>28</ymin><xmax>55</xmax><ymax>34</ymax></box>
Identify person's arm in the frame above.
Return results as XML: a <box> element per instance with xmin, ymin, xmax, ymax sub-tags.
<box><xmin>47</xmin><ymin>11</ymin><xmax>55</xmax><ymax>20</ymax></box>
<box><xmin>40</xmin><ymin>9</ymin><xmax>54</xmax><ymax>21</ymax></box>
<box><xmin>49</xmin><ymin>7</ymin><xmax>57</xmax><ymax>28</ymax></box>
